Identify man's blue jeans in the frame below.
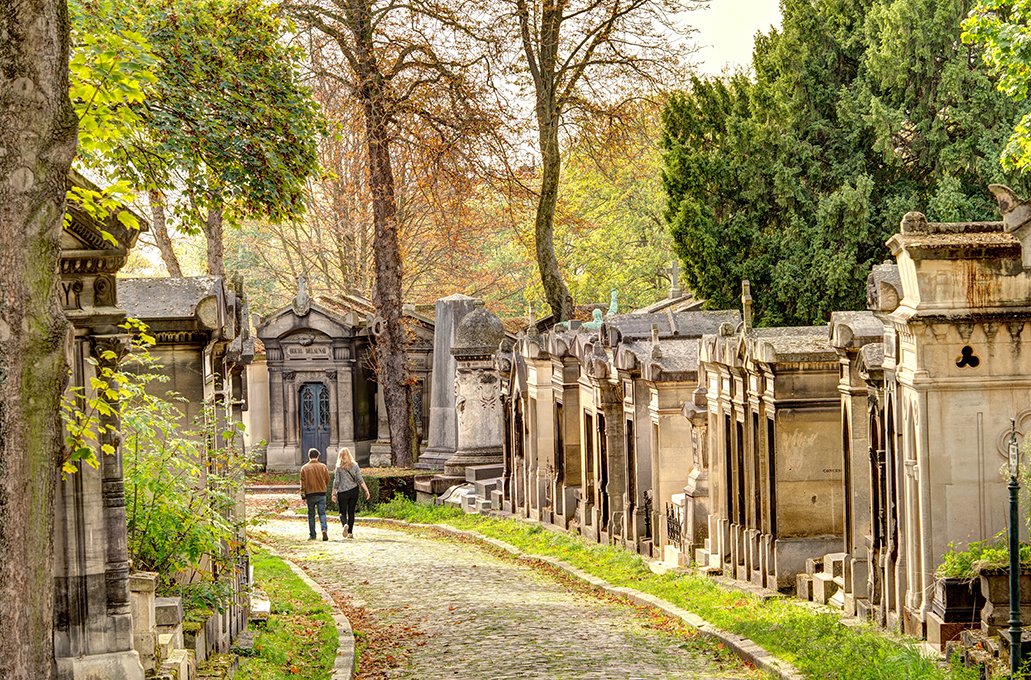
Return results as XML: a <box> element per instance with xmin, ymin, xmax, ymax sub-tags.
<box><xmin>306</xmin><ymin>494</ymin><xmax>328</xmax><ymax>538</ymax></box>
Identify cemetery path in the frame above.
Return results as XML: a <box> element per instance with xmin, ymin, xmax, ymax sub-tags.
<box><xmin>251</xmin><ymin>509</ymin><xmax>756</xmax><ymax>680</ymax></box>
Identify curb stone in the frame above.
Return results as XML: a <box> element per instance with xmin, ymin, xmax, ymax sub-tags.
<box><xmin>359</xmin><ymin>517</ymin><xmax>803</xmax><ymax>680</ymax></box>
<box><xmin>253</xmin><ymin>541</ymin><xmax>356</xmax><ymax>680</ymax></box>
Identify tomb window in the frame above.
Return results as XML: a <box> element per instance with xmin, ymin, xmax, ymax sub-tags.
<box><xmin>956</xmin><ymin>346</ymin><xmax>980</xmax><ymax>368</ymax></box>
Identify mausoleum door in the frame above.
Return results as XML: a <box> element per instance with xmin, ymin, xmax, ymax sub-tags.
<box><xmin>300</xmin><ymin>382</ymin><xmax>331</xmax><ymax>463</ymax></box>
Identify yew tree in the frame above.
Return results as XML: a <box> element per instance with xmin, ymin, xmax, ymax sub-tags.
<box><xmin>662</xmin><ymin>0</ymin><xmax>1028</xmax><ymax>325</ymax></box>
<box><xmin>0</xmin><ymin>0</ymin><xmax>78</xmax><ymax>676</ymax></box>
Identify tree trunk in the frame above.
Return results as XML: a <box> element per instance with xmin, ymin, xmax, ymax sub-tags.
<box><xmin>202</xmin><ymin>201</ymin><xmax>225</xmax><ymax>279</ymax></box>
<box><xmin>364</xmin><ymin>101</ymin><xmax>416</xmax><ymax>468</ymax></box>
<box><xmin>147</xmin><ymin>189</ymin><xmax>183</xmax><ymax>277</ymax></box>
<box><xmin>351</xmin><ymin>3</ymin><xmax>416</xmax><ymax>468</ymax></box>
<box><xmin>0</xmin><ymin>0</ymin><xmax>78</xmax><ymax>677</ymax></box>
<box><xmin>534</xmin><ymin>112</ymin><xmax>574</xmax><ymax>321</ymax></box>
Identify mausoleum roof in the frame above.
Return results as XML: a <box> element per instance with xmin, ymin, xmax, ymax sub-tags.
<box><xmin>830</xmin><ymin>311</ymin><xmax>883</xmax><ymax>349</ymax></box>
<box><xmin>120</xmin><ymin>276</ymin><xmax>222</xmax><ymax>319</ymax></box>
<box><xmin>749</xmin><ymin>326</ymin><xmax>835</xmax><ymax>364</ymax></box>
<box><xmin>602</xmin><ymin>309</ymin><xmax>740</xmax><ymax>342</ymax></box>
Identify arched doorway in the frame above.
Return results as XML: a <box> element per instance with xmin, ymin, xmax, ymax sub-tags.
<box><xmin>300</xmin><ymin>382</ymin><xmax>330</xmax><ymax>463</ymax></box>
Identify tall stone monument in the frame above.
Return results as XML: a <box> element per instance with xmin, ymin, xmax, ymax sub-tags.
<box><xmin>417</xmin><ymin>294</ymin><xmax>480</xmax><ymax>470</ymax></box>
<box><xmin>444</xmin><ymin>303</ymin><xmax>507</xmax><ymax>477</ymax></box>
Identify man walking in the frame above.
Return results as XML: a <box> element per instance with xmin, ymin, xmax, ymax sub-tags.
<box><xmin>300</xmin><ymin>448</ymin><xmax>332</xmax><ymax>541</ymax></box>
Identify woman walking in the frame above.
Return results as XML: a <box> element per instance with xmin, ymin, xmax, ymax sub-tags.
<box><xmin>334</xmin><ymin>447</ymin><xmax>370</xmax><ymax>539</ymax></box>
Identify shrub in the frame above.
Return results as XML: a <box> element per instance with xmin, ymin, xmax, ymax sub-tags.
<box><xmin>326</xmin><ymin>468</ymin><xmax>419</xmax><ymax>513</ymax></box>
<box><xmin>938</xmin><ymin>535</ymin><xmax>1031</xmax><ymax>578</ymax></box>
<box><xmin>63</xmin><ymin>320</ymin><xmax>250</xmax><ymax>611</ymax></box>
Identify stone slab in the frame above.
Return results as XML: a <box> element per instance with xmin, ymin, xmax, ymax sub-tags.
<box><xmin>155</xmin><ymin>597</ymin><xmax>183</xmax><ymax>626</ymax></box>
<box><xmin>56</xmin><ymin>650</ymin><xmax>145</xmax><ymax>680</ymax></box>
<box><xmin>414</xmin><ymin>474</ymin><xmax>465</xmax><ymax>495</ymax></box>
<box><xmin>812</xmin><ymin>573</ymin><xmax>838</xmax><ymax>605</ymax></box>
<box><xmin>465</xmin><ymin>464</ymin><xmax>503</xmax><ymax>482</ymax></box>
<box><xmin>927</xmin><ymin>611</ymin><xmax>978</xmax><ymax>652</ymax></box>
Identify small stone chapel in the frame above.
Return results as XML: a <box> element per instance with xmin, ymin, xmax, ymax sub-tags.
<box><xmin>254</xmin><ymin>278</ymin><xmax>434</xmax><ymax>471</ymax></box>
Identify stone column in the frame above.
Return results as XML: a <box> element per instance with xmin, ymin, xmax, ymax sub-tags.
<box><xmin>444</xmin><ymin>305</ymin><xmax>507</xmax><ymax>477</ymax></box>
<box><xmin>419</xmin><ymin>294</ymin><xmax>480</xmax><ymax>470</ymax></box>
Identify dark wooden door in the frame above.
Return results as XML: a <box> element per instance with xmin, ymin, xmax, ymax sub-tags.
<box><xmin>300</xmin><ymin>382</ymin><xmax>330</xmax><ymax>463</ymax></box>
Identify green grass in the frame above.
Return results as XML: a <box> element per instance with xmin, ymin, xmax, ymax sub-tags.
<box><xmin>236</xmin><ymin>548</ymin><xmax>337</xmax><ymax>680</ymax></box>
<box><xmin>371</xmin><ymin>498</ymin><xmax>977</xmax><ymax>680</ymax></box>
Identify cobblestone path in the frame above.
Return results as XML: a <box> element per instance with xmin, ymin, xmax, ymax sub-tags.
<box><xmin>253</xmin><ymin>513</ymin><xmax>754</xmax><ymax>680</ymax></box>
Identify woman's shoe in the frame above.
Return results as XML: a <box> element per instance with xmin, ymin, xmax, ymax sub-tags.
<box><xmin>342</xmin><ymin>527</ymin><xmax>349</xmax><ymax>539</ymax></box>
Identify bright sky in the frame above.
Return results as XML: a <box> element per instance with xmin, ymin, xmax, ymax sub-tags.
<box><xmin>686</xmin><ymin>0</ymin><xmax>783</xmax><ymax>76</ymax></box>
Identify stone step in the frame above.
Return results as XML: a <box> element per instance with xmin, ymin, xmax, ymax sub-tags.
<box><xmin>159</xmin><ymin>649</ymin><xmax>195</xmax><ymax>680</ymax></box>
<box><xmin>465</xmin><ymin>464</ymin><xmax>503</xmax><ymax>482</ymax></box>
<box><xmin>415</xmin><ymin>474</ymin><xmax>465</xmax><ymax>495</ymax></box>
<box><xmin>695</xmin><ymin>547</ymin><xmax>711</xmax><ymax>568</ymax></box>
<box><xmin>855</xmin><ymin>598</ymin><xmax>874</xmax><ymax>621</ymax></box>
<box><xmin>822</xmin><ymin>552</ymin><xmax>847</xmax><ymax>578</ymax></box>
<box><xmin>474</xmin><ymin>479</ymin><xmax>498</xmax><ymax>498</ymax></box>
<box><xmin>806</xmin><ymin>556</ymin><xmax>824</xmax><ymax>577</ymax></box>
<box><xmin>474</xmin><ymin>498</ymin><xmax>492</xmax><ymax>514</ymax></box>
<box><xmin>796</xmin><ymin>573</ymin><xmax>814</xmax><ymax>602</ymax></box>
<box><xmin>812</xmin><ymin>572</ymin><xmax>839</xmax><ymax>605</ymax></box>
<box><xmin>490</xmin><ymin>489</ymin><xmax>504</xmax><ymax>510</ymax></box>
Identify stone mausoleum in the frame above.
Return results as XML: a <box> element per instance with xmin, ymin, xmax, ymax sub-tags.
<box><xmin>254</xmin><ymin>280</ymin><xmax>434</xmax><ymax>471</ymax></box>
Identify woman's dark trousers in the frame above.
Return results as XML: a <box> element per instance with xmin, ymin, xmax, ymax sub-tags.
<box><xmin>337</xmin><ymin>488</ymin><xmax>359</xmax><ymax>533</ymax></box>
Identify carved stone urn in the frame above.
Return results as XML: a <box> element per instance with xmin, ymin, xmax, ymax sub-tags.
<box><xmin>444</xmin><ymin>303</ymin><xmax>507</xmax><ymax>477</ymax></box>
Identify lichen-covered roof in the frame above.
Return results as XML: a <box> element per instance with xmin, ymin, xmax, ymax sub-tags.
<box><xmin>750</xmin><ymin>326</ymin><xmax>836</xmax><ymax>363</ymax></box>
<box><xmin>830</xmin><ymin>310</ymin><xmax>883</xmax><ymax>349</ymax></box>
<box><xmin>603</xmin><ymin>309</ymin><xmax>740</xmax><ymax>340</ymax></box>
<box><xmin>119</xmin><ymin>276</ymin><xmax>221</xmax><ymax>319</ymax></box>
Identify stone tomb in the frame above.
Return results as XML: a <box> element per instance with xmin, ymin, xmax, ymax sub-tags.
<box><xmin>699</xmin><ymin>311</ymin><xmax>842</xmax><ymax>591</ymax></box>
<box><xmin>257</xmin><ymin>288</ymin><xmax>377</xmax><ymax>470</ymax></box>
<box><xmin>885</xmin><ymin>211</ymin><xmax>1031</xmax><ymax>638</ymax></box>
<box><xmin>55</xmin><ymin>173</ymin><xmax>145</xmax><ymax>679</ymax></box>
<box><xmin>419</xmin><ymin>294</ymin><xmax>480</xmax><ymax>470</ymax></box>
<box><xmin>119</xmin><ymin>274</ymin><xmax>254</xmax><ymax>659</ymax></box>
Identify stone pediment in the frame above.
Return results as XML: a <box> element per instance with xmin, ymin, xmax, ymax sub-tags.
<box><xmin>257</xmin><ymin>301</ymin><xmax>358</xmax><ymax>343</ymax></box>
<box><xmin>62</xmin><ymin>170</ymin><xmax>146</xmax><ymax>275</ymax></box>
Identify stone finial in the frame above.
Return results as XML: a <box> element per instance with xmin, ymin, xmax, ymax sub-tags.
<box><xmin>742</xmin><ymin>280</ymin><xmax>752</xmax><ymax>332</ymax></box>
<box><xmin>866</xmin><ymin>262</ymin><xmax>901</xmax><ymax>313</ymax></box>
<box><xmin>990</xmin><ymin>184</ymin><xmax>1031</xmax><ymax>269</ymax></box>
<box><xmin>451</xmin><ymin>306</ymin><xmax>506</xmax><ymax>357</ymax></box>
<box><xmin>526</xmin><ymin>302</ymin><xmax>539</xmax><ymax>338</ymax></box>
<box><xmin>900</xmin><ymin>211</ymin><xmax>927</xmax><ymax>234</ymax></box>
<box><xmin>650</xmin><ymin>323</ymin><xmax>662</xmax><ymax>359</ymax></box>
<box><xmin>292</xmin><ymin>272</ymin><xmax>311</xmax><ymax>317</ymax></box>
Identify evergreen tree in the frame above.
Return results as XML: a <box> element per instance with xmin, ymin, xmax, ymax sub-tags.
<box><xmin>662</xmin><ymin>0</ymin><xmax>1029</xmax><ymax>325</ymax></box>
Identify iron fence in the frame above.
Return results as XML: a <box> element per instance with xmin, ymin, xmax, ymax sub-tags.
<box><xmin>665</xmin><ymin>502</ymin><xmax>684</xmax><ymax>551</ymax></box>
